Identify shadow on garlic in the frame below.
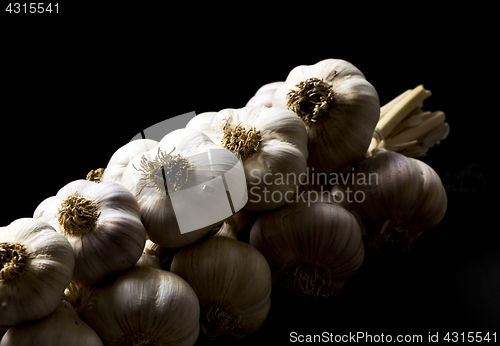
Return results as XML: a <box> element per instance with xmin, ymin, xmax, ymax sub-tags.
<box><xmin>250</xmin><ymin>192</ymin><xmax>364</xmax><ymax>305</ymax></box>
<box><xmin>171</xmin><ymin>233</ymin><xmax>272</xmax><ymax>340</ymax></box>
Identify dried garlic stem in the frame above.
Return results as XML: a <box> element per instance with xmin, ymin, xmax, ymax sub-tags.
<box><xmin>0</xmin><ymin>242</ymin><xmax>28</xmax><ymax>281</ymax></box>
<box><xmin>286</xmin><ymin>77</ymin><xmax>335</xmax><ymax>125</ymax></box>
<box><xmin>221</xmin><ymin>119</ymin><xmax>262</xmax><ymax>160</ymax></box>
<box><xmin>365</xmin><ymin>220</ymin><xmax>414</xmax><ymax>258</ymax></box>
<box><xmin>134</xmin><ymin>147</ymin><xmax>192</xmax><ymax>193</ymax></box>
<box><xmin>369</xmin><ymin>85</ymin><xmax>449</xmax><ymax>157</ymax></box>
<box><xmin>86</xmin><ymin>168</ymin><xmax>105</xmax><ymax>183</ymax></box>
<box><xmin>376</xmin><ymin>85</ymin><xmax>431</xmax><ymax>139</ymax></box>
<box><xmin>274</xmin><ymin>262</ymin><xmax>337</xmax><ymax>301</ymax></box>
<box><xmin>200</xmin><ymin>301</ymin><xmax>235</xmax><ymax>339</ymax></box>
<box><xmin>58</xmin><ymin>193</ymin><xmax>100</xmax><ymax>237</ymax></box>
<box><xmin>119</xmin><ymin>333</ymin><xmax>159</xmax><ymax>346</ymax></box>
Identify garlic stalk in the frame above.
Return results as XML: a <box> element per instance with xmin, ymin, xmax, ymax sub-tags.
<box><xmin>368</xmin><ymin>85</ymin><xmax>450</xmax><ymax>157</ymax></box>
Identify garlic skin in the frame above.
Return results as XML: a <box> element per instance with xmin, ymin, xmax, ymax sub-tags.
<box><xmin>121</xmin><ymin>128</ymin><xmax>247</xmax><ymax>247</ymax></box>
<box><xmin>0</xmin><ymin>218</ymin><xmax>75</xmax><ymax>326</ymax></box>
<box><xmin>205</xmin><ymin>106</ymin><xmax>308</xmax><ymax>211</ymax></box>
<box><xmin>250</xmin><ymin>194</ymin><xmax>364</xmax><ymax>300</ymax></box>
<box><xmin>352</xmin><ymin>150</ymin><xmax>447</xmax><ymax>254</ymax></box>
<box><xmin>272</xmin><ymin>58</ymin><xmax>380</xmax><ymax>174</ymax></box>
<box><xmin>246</xmin><ymin>81</ymin><xmax>285</xmax><ymax>107</ymax></box>
<box><xmin>0</xmin><ymin>301</ymin><xmax>103</xmax><ymax>346</ymax></box>
<box><xmin>171</xmin><ymin>236</ymin><xmax>272</xmax><ymax>340</ymax></box>
<box><xmin>34</xmin><ymin>180</ymin><xmax>147</xmax><ymax>284</ymax></box>
<box><xmin>102</xmin><ymin>138</ymin><xmax>158</xmax><ymax>184</ymax></box>
<box><xmin>83</xmin><ymin>266</ymin><xmax>200</xmax><ymax>346</ymax></box>
<box><xmin>186</xmin><ymin>111</ymin><xmax>217</xmax><ymax>135</ymax></box>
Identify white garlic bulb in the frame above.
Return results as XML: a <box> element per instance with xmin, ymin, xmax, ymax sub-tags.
<box><xmin>0</xmin><ymin>301</ymin><xmax>103</xmax><ymax>346</ymax></box>
<box><xmin>246</xmin><ymin>81</ymin><xmax>285</xmax><ymax>107</ymax></box>
<box><xmin>201</xmin><ymin>106</ymin><xmax>308</xmax><ymax>211</ymax></box>
<box><xmin>171</xmin><ymin>236</ymin><xmax>272</xmax><ymax>340</ymax></box>
<box><xmin>34</xmin><ymin>180</ymin><xmax>147</xmax><ymax>284</ymax></box>
<box><xmin>102</xmin><ymin>138</ymin><xmax>158</xmax><ymax>184</ymax></box>
<box><xmin>272</xmin><ymin>58</ymin><xmax>380</xmax><ymax>174</ymax></box>
<box><xmin>83</xmin><ymin>266</ymin><xmax>200</xmax><ymax>346</ymax></box>
<box><xmin>121</xmin><ymin>128</ymin><xmax>247</xmax><ymax>247</ymax></box>
<box><xmin>185</xmin><ymin>111</ymin><xmax>216</xmax><ymax>135</ymax></box>
<box><xmin>0</xmin><ymin>218</ymin><xmax>74</xmax><ymax>326</ymax></box>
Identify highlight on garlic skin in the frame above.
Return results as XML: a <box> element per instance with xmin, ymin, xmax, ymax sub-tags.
<box><xmin>33</xmin><ymin>179</ymin><xmax>147</xmax><ymax>284</ymax></box>
<box><xmin>272</xmin><ymin>58</ymin><xmax>380</xmax><ymax>174</ymax></box>
<box><xmin>250</xmin><ymin>193</ymin><xmax>364</xmax><ymax>302</ymax></box>
<box><xmin>121</xmin><ymin>128</ymin><xmax>247</xmax><ymax>248</ymax></box>
<box><xmin>102</xmin><ymin>138</ymin><xmax>158</xmax><ymax>184</ymax></box>
<box><xmin>0</xmin><ymin>300</ymin><xmax>103</xmax><ymax>346</ymax></box>
<box><xmin>246</xmin><ymin>81</ymin><xmax>285</xmax><ymax>107</ymax></box>
<box><xmin>0</xmin><ymin>218</ymin><xmax>75</xmax><ymax>326</ymax></box>
<box><xmin>171</xmin><ymin>236</ymin><xmax>272</xmax><ymax>340</ymax></box>
<box><xmin>201</xmin><ymin>106</ymin><xmax>309</xmax><ymax>211</ymax></box>
<box><xmin>352</xmin><ymin>149</ymin><xmax>447</xmax><ymax>256</ymax></box>
<box><xmin>83</xmin><ymin>265</ymin><xmax>200</xmax><ymax>346</ymax></box>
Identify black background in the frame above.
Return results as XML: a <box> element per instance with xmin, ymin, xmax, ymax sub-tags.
<box><xmin>1</xmin><ymin>4</ymin><xmax>496</xmax><ymax>344</ymax></box>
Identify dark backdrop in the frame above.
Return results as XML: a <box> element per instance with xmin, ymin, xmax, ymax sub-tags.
<box><xmin>1</xmin><ymin>5</ymin><xmax>496</xmax><ymax>344</ymax></box>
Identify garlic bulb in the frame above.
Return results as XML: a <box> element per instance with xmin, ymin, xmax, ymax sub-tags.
<box><xmin>83</xmin><ymin>266</ymin><xmax>200</xmax><ymax>346</ymax></box>
<box><xmin>185</xmin><ymin>111</ymin><xmax>216</xmax><ymax>135</ymax></box>
<box><xmin>246</xmin><ymin>81</ymin><xmax>285</xmax><ymax>107</ymax></box>
<box><xmin>0</xmin><ymin>300</ymin><xmax>103</xmax><ymax>346</ymax></box>
<box><xmin>250</xmin><ymin>192</ymin><xmax>364</xmax><ymax>300</ymax></box>
<box><xmin>352</xmin><ymin>149</ymin><xmax>447</xmax><ymax>255</ymax></box>
<box><xmin>34</xmin><ymin>179</ymin><xmax>147</xmax><ymax>284</ymax></box>
<box><xmin>102</xmin><ymin>138</ymin><xmax>158</xmax><ymax>184</ymax></box>
<box><xmin>0</xmin><ymin>218</ymin><xmax>74</xmax><ymax>326</ymax></box>
<box><xmin>121</xmin><ymin>128</ymin><xmax>247</xmax><ymax>248</ymax></box>
<box><xmin>170</xmin><ymin>236</ymin><xmax>272</xmax><ymax>340</ymax></box>
<box><xmin>203</xmin><ymin>106</ymin><xmax>308</xmax><ymax>211</ymax></box>
<box><xmin>272</xmin><ymin>58</ymin><xmax>380</xmax><ymax>174</ymax></box>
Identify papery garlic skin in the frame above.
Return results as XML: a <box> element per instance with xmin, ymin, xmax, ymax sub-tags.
<box><xmin>102</xmin><ymin>138</ymin><xmax>158</xmax><ymax>184</ymax></box>
<box><xmin>205</xmin><ymin>106</ymin><xmax>308</xmax><ymax>211</ymax></box>
<box><xmin>171</xmin><ymin>236</ymin><xmax>272</xmax><ymax>340</ymax></box>
<box><xmin>0</xmin><ymin>218</ymin><xmax>75</xmax><ymax>326</ymax></box>
<box><xmin>273</xmin><ymin>58</ymin><xmax>380</xmax><ymax>174</ymax></box>
<box><xmin>352</xmin><ymin>150</ymin><xmax>447</xmax><ymax>253</ymax></box>
<box><xmin>250</xmin><ymin>195</ymin><xmax>364</xmax><ymax>300</ymax></box>
<box><xmin>34</xmin><ymin>180</ymin><xmax>147</xmax><ymax>284</ymax></box>
<box><xmin>83</xmin><ymin>266</ymin><xmax>200</xmax><ymax>346</ymax></box>
<box><xmin>0</xmin><ymin>301</ymin><xmax>103</xmax><ymax>346</ymax></box>
<box><xmin>121</xmin><ymin>128</ymin><xmax>247</xmax><ymax>248</ymax></box>
<box><xmin>186</xmin><ymin>111</ymin><xmax>217</xmax><ymax>135</ymax></box>
<box><xmin>246</xmin><ymin>81</ymin><xmax>285</xmax><ymax>107</ymax></box>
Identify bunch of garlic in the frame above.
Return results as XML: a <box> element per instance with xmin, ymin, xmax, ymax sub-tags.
<box><xmin>0</xmin><ymin>57</ymin><xmax>453</xmax><ymax>345</ymax></box>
